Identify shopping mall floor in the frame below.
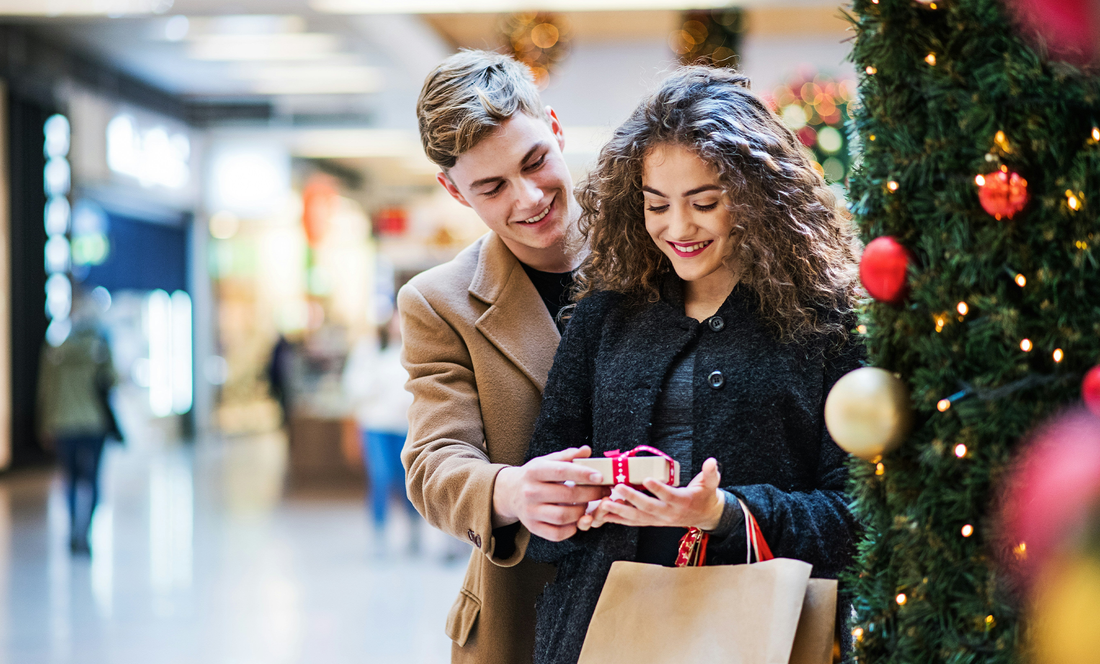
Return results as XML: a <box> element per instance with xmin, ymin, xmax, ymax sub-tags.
<box><xmin>0</xmin><ymin>434</ymin><xmax>465</xmax><ymax>664</ymax></box>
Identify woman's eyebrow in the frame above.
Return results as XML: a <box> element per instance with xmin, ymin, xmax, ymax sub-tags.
<box><xmin>641</xmin><ymin>184</ymin><xmax>721</xmax><ymax>197</ymax></box>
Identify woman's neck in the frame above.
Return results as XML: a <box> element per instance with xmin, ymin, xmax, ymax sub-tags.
<box><xmin>683</xmin><ymin>266</ymin><xmax>740</xmax><ymax>321</ymax></box>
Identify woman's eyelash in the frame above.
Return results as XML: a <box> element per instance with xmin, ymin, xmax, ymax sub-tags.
<box><xmin>695</xmin><ymin>202</ymin><xmax>719</xmax><ymax>211</ymax></box>
<box><xmin>646</xmin><ymin>205</ymin><xmax>669</xmax><ymax>212</ymax></box>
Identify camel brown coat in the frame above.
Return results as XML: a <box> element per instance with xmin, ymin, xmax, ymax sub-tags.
<box><xmin>398</xmin><ymin>232</ymin><xmax>560</xmax><ymax>664</ymax></box>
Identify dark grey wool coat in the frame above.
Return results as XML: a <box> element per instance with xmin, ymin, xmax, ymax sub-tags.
<box><xmin>523</xmin><ymin>280</ymin><xmax>863</xmax><ymax>664</ymax></box>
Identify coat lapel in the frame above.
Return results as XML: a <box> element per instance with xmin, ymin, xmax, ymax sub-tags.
<box><xmin>469</xmin><ymin>233</ymin><xmax>561</xmax><ymax>392</ymax></box>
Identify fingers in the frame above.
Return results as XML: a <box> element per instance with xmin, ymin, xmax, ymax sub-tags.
<box><xmin>613</xmin><ymin>484</ymin><xmax>666</xmax><ymax>513</ymax></box>
<box><xmin>530</xmin><ymin>522</ymin><xmax>578</xmax><ymax>542</ymax></box>
<box><xmin>540</xmin><ymin>445</ymin><xmax>593</xmax><ymax>462</ymax></box>
<box><xmin>521</xmin><ymin>482</ymin><xmax>607</xmax><ymax>508</ymax></box>
<box><xmin>526</xmin><ymin>451</ymin><xmax>604</xmax><ymax>485</ymax></box>
<box><xmin>529</xmin><ymin>502</ymin><xmax>589</xmax><ymax>527</ymax></box>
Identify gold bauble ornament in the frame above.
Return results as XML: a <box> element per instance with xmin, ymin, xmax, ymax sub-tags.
<box><xmin>1031</xmin><ymin>555</ymin><xmax>1100</xmax><ymax>664</ymax></box>
<box><xmin>824</xmin><ymin>367</ymin><xmax>912</xmax><ymax>460</ymax></box>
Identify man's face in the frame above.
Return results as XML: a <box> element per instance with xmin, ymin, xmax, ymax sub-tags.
<box><xmin>438</xmin><ymin>108</ymin><xmax>575</xmax><ymax>270</ymax></box>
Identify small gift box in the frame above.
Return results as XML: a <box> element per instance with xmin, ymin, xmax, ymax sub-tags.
<box><xmin>574</xmin><ymin>446</ymin><xmax>680</xmax><ymax>488</ymax></box>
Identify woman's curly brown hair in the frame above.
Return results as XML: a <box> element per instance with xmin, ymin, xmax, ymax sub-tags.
<box><xmin>574</xmin><ymin>66</ymin><xmax>860</xmax><ymax>343</ymax></box>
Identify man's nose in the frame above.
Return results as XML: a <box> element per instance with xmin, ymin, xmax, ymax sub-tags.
<box><xmin>516</xmin><ymin>177</ymin><xmax>543</xmax><ymax>210</ymax></box>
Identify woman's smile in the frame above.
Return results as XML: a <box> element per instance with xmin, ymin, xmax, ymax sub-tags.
<box><xmin>668</xmin><ymin>240</ymin><xmax>713</xmax><ymax>257</ymax></box>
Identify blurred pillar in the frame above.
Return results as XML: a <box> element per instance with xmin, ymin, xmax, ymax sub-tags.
<box><xmin>7</xmin><ymin>90</ymin><xmax>53</xmax><ymax>466</ymax></box>
<box><xmin>0</xmin><ymin>80</ymin><xmax>10</xmax><ymax>470</ymax></box>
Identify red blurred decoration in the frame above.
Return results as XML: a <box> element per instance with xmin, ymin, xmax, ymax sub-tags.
<box><xmin>302</xmin><ymin>174</ymin><xmax>339</xmax><ymax>247</ymax></box>
<box><xmin>1084</xmin><ymin>366</ymin><xmax>1100</xmax><ymax>416</ymax></box>
<box><xmin>978</xmin><ymin>170</ymin><xmax>1030</xmax><ymax>220</ymax></box>
<box><xmin>999</xmin><ymin>408</ymin><xmax>1100</xmax><ymax>590</ymax></box>
<box><xmin>860</xmin><ymin>236</ymin><xmax>913</xmax><ymax>305</ymax></box>
<box><xmin>373</xmin><ymin>207</ymin><xmax>409</xmax><ymax>237</ymax></box>
<box><xmin>797</xmin><ymin>126</ymin><xmax>818</xmax><ymax>148</ymax></box>
<box><xmin>1005</xmin><ymin>0</ymin><xmax>1100</xmax><ymax>66</ymax></box>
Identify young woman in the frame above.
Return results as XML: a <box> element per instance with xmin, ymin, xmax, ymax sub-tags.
<box><xmin>523</xmin><ymin>66</ymin><xmax>864</xmax><ymax>663</ymax></box>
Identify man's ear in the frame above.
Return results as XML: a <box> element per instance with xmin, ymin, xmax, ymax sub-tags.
<box><xmin>546</xmin><ymin>106</ymin><xmax>565</xmax><ymax>152</ymax></box>
<box><xmin>436</xmin><ymin>171</ymin><xmax>472</xmax><ymax>209</ymax></box>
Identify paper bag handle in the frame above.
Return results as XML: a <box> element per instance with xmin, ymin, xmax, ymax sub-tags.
<box><xmin>675</xmin><ymin>499</ymin><xmax>774</xmax><ymax>567</ymax></box>
<box><xmin>738</xmin><ymin>499</ymin><xmax>774</xmax><ymax>563</ymax></box>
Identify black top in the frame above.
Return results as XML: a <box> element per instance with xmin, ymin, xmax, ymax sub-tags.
<box><xmin>634</xmin><ymin>347</ymin><xmax>694</xmax><ymax>566</ymax></box>
<box><xmin>523</xmin><ymin>280</ymin><xmax>864</xmax><ymax>664</ymax></box>
<box><xmin>520</xmin><ymin>263</ymin><xmax>575</xmax><ymax>334</ymax></box>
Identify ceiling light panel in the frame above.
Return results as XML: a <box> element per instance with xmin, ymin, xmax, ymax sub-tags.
<box><xmin>188</xmin><ymin>33</ymin><xmax>341</xmax><ymax>61</ymax></box>
<box><xmin>232</xmin><ymin>64</ymin><xmax>384</xmax><ymax>95</ymax></box>
<box><xmin>0</xmin><ymin>0</ymin><xmax>167</xmax><ymax>15</ymax></box>
<box><xmin>312</xmin><ymin>0</ymin><xmax>731</xmax><ymax>12</ymax></box>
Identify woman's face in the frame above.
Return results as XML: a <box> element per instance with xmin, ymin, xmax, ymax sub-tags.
<box><xmin>642</xmin><ymin>143</ymin><xmax>737</xmax><ymax>287</ymax></box>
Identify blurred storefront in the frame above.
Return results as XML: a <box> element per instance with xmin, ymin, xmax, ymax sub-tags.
<box><xmin>0</xmin><ymin>28</ymin><xmax>205</xmax><ymax>468</ymax></box>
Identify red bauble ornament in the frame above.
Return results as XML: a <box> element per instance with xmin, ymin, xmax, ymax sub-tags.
<box><xmin>1084</xmin><ymin>366</ymin><xmax>1100</xmax><ymax>416</ymax></box>
<box><xmin>860</xmin><ymin>236</ymin><xmax>913</xmax><ymax>305</ymax></box>
<box><xmin>977</xmin><ymin>170</ymin><xmax>1029</xmax><ymax>219</ymax></box>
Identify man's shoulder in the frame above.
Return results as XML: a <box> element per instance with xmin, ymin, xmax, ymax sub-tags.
<box><xmin>401</xmin><ymin>234</ymin><xmax>488</xmax><ymax>304</ymax></box>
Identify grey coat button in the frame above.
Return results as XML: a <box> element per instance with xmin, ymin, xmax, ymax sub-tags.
<box><xmin>709</xmin><ymin>316</ymin><xmax>725</xmax><ymax>332</ymax></box>
<box><xmin>708</xmin><ymin>370</ymin><xmax>725</xmax><ymax>389</ymax></box>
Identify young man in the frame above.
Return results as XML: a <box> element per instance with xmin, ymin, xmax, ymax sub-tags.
<box><xmin>399</xmin><ymin>51</ymin><xmax>608</xmax><ymax>664</ymax></box>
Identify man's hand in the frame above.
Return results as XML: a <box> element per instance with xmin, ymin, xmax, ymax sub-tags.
<box><xmin>578</xmin><ymin>457</ymin><xmax>724</xmax><ymax>532</ymax></box>
<box><xmin>493</xmin><ymin>446</ymin><xmax>611</xmax><ymax>541</ymax></box>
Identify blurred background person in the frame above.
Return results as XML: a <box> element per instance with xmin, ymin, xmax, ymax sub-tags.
<box><xmin>343</xmin><ymin>313</ymin><xmax>420</xmax><ymax>555</ymax></box>
<box><xmin>36</xmin><ymin>286</ymin><xmax>118</xmax><ymax>555</ymax></box>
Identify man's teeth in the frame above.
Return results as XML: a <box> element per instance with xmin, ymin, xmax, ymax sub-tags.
<box><xmin>675</xmin><ymin>241</ymin><xmax>712</xmax><ymax>252</ymax></box>
<box><xmin>521</xmin><ymin>206</ymin><xmax>551</xmax><ymax>224</ymax></box>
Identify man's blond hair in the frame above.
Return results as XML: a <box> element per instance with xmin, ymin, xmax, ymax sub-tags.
<box><xmin>416</xmin><ymin>50</ymin><xmax>545</xmax><ymax>170</ymax></box>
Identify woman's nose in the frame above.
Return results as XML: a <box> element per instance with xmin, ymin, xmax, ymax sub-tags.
<box><xmin>668</xmin><ymin>205</ymin><xmax>695</xmax><ymax>237</ymax></box>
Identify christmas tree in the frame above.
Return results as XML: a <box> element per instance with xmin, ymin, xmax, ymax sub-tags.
<box><xmin>841</xmin><ymin>0</ymin><xmax>1100</xmax><ymax>661</ymax></box>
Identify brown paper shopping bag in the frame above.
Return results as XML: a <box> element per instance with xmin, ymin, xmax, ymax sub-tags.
<box><xmin>577</xmin><ymin>501</ymin><xmax>837</xmax><ymax>664</ymax></box>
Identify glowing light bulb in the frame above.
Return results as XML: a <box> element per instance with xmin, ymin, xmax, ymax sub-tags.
<box><xmin>1014</xmin><ymin>542</ymin><xmax>1027</xmax><ymax>559</ymax></box>
<box><xmin>961</xmin><ymin>524</ymin><xmax>974</xmax><ymax>537</ymax></box>
<box><xmin>866</xmin><ymin>66</ymin><xmax>878</xmax><ymax>75</ymax></box>
<box><xmin>1000</xmin><ymin>164</ymin><xmax>1008</xmax><ymax>172</ymax></box>
<box><xmin>937</xmin><ymin>399</ymin><xmax>951</xmax><ymax>412</ymax></box>
<box><xmin>1067</xmin><ymin>190</ymin><xmax>1081</xmax><ymax>210</ymax></box>
<box><xmin>857</xmin><ymin>325</ymin><xmax>868</xmax><ymax>334</ymax></box>
<box><xmin>853</xmin><ymin>627</ymin><xmax>865</xmax><ymax>641</ymax></box>
<box><xmin>875</xmin><ymin>462</ymin><xmax>885</xmax><ymax>476</ymax></box>
<box><xmin>887</xmin><ymin>180</ymin><xmax>899</xmax><ymax>192</ymax></box>
<box><xmin>1020</xmin><ymin>339</ymin><xmax>1032</xmax><ymax>352</ymax></box>
<box><xmin>975</xmin><ymin>174</ymin><xmax>986</xmax><ymax>186</ymax></box>
<box><xmin>954</xmin><ymin>443</ymin><xmax>967</xmax><ymax>458</ymax></box>
<box><xmin>925</xmin><ymin>53</ymin><xmax>937</xmax><ymax>66</ymax></box>
<box><xmin>1015</xmin><ymin>273</ymin><xmax>1026</xmax><ymax>287</ymax></box>
<box><xmin>896</xmin><ymin>593</ymin><xmax>907</xmax><ymax>606</ymax></box>
<box><xmin>935</xmin><ymin>316</ymin><xmax>946</xmax><ymax>333</ymax></box>
<box><xmin>869</xmin><ymin>134</ymin><xmax>876</xmax><ymax>141</ymax></box>
<box><xmin>956</xmin><ymin>302</ymin><xmax>969</xmax><ymax>315</ymax></box>
<box><xmin>1093</xmin><ymin>127</ymin><xmax>1099</xmax><ymax>141</ymax></box>
<box><xmin>986</xmin><ymin>615</ymin><xmax>995</xmax><ymax>627</ymax></box>
<box><xmin>1053</xmin><ymin>348</ymin><xmax>1064</xmax><ymax>363</ymax></box>
<box><xmin>929</xmin><ymin>2</ymin><xmax>937</xmax><ymax>7</ymax></box>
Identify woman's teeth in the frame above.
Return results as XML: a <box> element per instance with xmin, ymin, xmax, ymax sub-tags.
<box><xmin>521</xmin><ymin>205</ymin><xmax>551</xmax><ymax>224</ymax></box>
<box><xmin>674</xmin><ymin>241</ymin><xmax>712</xmax><ymax>253</ymax></box>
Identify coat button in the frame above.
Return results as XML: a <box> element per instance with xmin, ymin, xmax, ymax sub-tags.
<box><xmin>708</xmin><ymin>316</ymin><xmax>725</xmax><ymax>332</ymax></box>
<box><xmin>708</xmin><ymin>370</ymin><xmax>725</xmax><ymax>389</ymax></box>
<box><xmin>467</xmin><ymin>529</ymin><xmax>478</xmax><ymax>545</ymax></box>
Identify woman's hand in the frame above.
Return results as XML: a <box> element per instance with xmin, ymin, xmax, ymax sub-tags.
<box><xmin>577</xmin><ymin>457</ymin><xmax>725</xmax><ymax>531</ymax></box>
